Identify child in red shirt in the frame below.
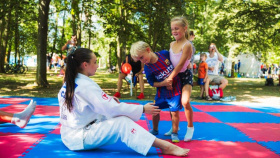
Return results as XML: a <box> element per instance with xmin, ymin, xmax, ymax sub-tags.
<box><xmin>198</xmin><ymin>53</ymin><xmax>211</xmax><ymax>100</ymax></box>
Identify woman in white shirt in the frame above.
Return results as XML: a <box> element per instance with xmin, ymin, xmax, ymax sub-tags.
<box><xmin>205</xmin><ymin>43</ymin><xmax>228</xmax><ymax>100</ymax></box>
<box><xmin>58</xmin><ymin>48</ymin><xmax>189</xmax><ymax>156</ymax></box>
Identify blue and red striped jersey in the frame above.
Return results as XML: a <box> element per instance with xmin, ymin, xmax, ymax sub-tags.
<box><xmin>144</xmin><ymin>50</ymin><xmax>182</xmax><ymax>98</ymax></box>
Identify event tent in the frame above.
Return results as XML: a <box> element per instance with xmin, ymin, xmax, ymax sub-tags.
<box><xmin>236</xmin><ymin>53</ymin><xmax>262</xmax><ymax>78</ymax></box>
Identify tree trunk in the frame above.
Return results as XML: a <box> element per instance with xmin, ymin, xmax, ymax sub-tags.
<box><xmin>108</xmin><ymin>42</ymin><xmax>112</xmax><ymax>68</ymax></box>
<box><xmin>14</xmin><ymin>2</ymin><xmax>19</xmax><ymax>64</ymax></box>
<box><xmin>231</xmin><ymin>61</ymin><xmax>235</xmax><ymax>78</ymax></box>
<box><xmin>0</xmin><ymin>18</ymin><xmax>5</xmax><ymax>73</ymax></box>
<box><xmin>36</xmin><ymin>0</ymin><xmax>50</xmax><ymax>87</ymax></box>
<box><xmin>71</xmin><ymin>0</ymin><xmax>81</xmax><ymax>45</ymax></box>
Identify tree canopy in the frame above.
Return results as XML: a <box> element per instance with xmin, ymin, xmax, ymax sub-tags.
<box><xmin>0</xmin><ymin>0</ymin><xmax>279</xmax><ymax>86</ymax></box>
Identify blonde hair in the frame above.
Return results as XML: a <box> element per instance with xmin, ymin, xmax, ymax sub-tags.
<box><xmin>200</xmin><ymin>52</ymin><xmax>207</xmax><ymax>58</ymax></box>
<box><xmin>130</xmin><ymin>41</ymin><xmax>152</xmax><ymax>58</ymax></box>
<box><xmin>171</xmin><ymin>16</ymin><xmax>189</xmax><ymax>40</ymax></box>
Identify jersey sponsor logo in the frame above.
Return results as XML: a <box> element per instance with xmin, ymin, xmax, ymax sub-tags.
<box><xmin>131</xmin><ymin>128</ymin><xmax>137</xmax><ymax>134</ymax></box>
<box><xmin>101</xmin><ymin>91</ymin><xmax>109</xmax><ymax>100</ymax></box>
<box><xmin>155</xmin><ymin>65</ymin><xmax>174</xmax><ymax>80</ymax></box>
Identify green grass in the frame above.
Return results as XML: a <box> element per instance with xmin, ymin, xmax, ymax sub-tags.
<box><xmin>0</xmin><ymin>68</ymin><xmax>279</xmax><ymax>104</ymax></box>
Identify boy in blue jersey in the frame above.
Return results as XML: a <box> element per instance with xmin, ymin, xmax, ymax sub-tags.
<box><xmin>130</xmin><ymin>41</ymin><xmax>182</xmax><ymax>143</ymax></box>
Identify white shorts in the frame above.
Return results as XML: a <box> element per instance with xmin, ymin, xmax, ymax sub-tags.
<box><xmin>208</xmin><ymin>75</ymin><xmax>225</xmax><ymax>84</ymax></box>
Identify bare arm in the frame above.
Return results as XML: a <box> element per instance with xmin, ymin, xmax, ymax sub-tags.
<box><xmin>61</xmin><ymin>41</ymin><xmax>70</xmax><ymax>51</ymax></box>
<box><xmin>215</xmin><ymin>47</ymin><xmax>223</xmax><ymax>62</ymax></box>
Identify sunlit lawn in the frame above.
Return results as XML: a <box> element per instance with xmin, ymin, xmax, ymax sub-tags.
<box><xmin>0</xmin><ymin>67</ymin><xmax>279</xmax><ymax>104</ymax></box>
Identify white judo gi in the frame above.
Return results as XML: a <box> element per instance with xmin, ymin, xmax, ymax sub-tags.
<box><xmin>58</xmin><ymin>73</ymin><xmax>156</xmax><ymax>155</ymax></box>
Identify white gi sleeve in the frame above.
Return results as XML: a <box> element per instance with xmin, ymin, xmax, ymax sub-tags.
<box><xmin>79</xmin><ymin>83</ymin><xmax>143</xmax><ymax>121</ymax></box>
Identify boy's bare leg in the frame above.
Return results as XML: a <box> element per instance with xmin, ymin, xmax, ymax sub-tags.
<box><xmin>117</xmin><ymin>73</ymin><xmax>126</xmax><ymax>93</ymax></box>
<box><xmin>204</xmin><ymin>78</ymin><xmax>210</xmax><ymax>96</ymax></box>
<box><xmin>152</xmin><ymin>113</ymin><xmax>160</xmax><ymax>131</ymax></box>
<box><xmin>171</xmin><ymin>111</ymin><xmax>179</xmax><ymax>133</ymax></box>
<box><xmin>200</xmin><ymin>85</ymin><xmax>204</xmax><ymax>98</ymax></box>
<box><xmin>152</xmin><ymin>138</ymin><xmax>190</xmax><ymax>156</ymax></box>
<box><xmin>138</xmin><ymin>74</ymin><xmax>144</xmax><ymax>93</ymax></box>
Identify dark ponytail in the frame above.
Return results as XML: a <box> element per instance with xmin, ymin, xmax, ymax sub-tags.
<box><xmin>64</xmin><ymin>48</ymin><xmax>93</xmax><ymax>112</ymax></box>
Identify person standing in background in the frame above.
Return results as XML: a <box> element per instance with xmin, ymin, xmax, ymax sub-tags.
<box><xmin>238</xmin><ymin>60</ymin><xmax>241</xmax><ymax>74</ymax></box>
<box><xmin>61</xmin><ymin>35</ymin><xmax>81</xmax><ymax>58</ymax></box>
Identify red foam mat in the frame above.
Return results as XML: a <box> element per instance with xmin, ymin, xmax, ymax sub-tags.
<box><xmin>0</xmin><ymin>98</ymin><xmax>30</xmax><ymax>104</ymax></box>
<box><xmin>270</xmin><ymin>113</ymin><xmax>280</xmax><ymax>117</ymax></box>
<box><xmin>0</xmin><ymin>133</ymin><xmax>45</xmax><ymax>158</ymax></box>
<box><xmin>161</xmin><ymin>140</ymin><xmax>280</xmax><ymax>158</ymax></box>
<box><xmin>0</xmin><ymin>104</ymin><xmax>59</xmax><ymax>116</ymax></box>
<box><xmin>193</xmin><ymin>105</ymin><xmax>261</xmax><ymax>112</ymax></box>
<box><xmin>146</xmin><ymin>111</ymin><xmax>221</xmax><ymax>123</ymax></box>
<box><xmin>227</xmin><ymin>123</ymin><xmax>280</xmax><ymax>142</ymax></box>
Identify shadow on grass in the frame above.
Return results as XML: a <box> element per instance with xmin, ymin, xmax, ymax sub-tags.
<box><xmin>0</xmin><ymin>70</ymin><xmax>279</xmax><ymax>104</ymax></box>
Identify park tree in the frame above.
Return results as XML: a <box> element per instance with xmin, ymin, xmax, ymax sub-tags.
<box><xmin>36</xmin><ymin>0</ymin><xmax>51</xmax><ymax>87</ymax></box>
<box><xmin>0</xmin><ymin>0</ymin><xmax>279</xmax><ymax>77</ymax></box>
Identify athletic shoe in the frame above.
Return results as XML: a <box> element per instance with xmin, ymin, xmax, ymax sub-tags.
<box><xmin>220</xmin><ymin>96</ymin><xmax>231</xmax><ymax>102</ymax></box>
<box><xmin>113</xmin><ymin>92</ymin><xmax>121</xmax><ymax>98</ymax></box>
<box><xmin>171</xmin><ymin>133</ymin><xmax>180</xmax><ymax>143</ymax></box>
<box><xmin>149</xmin><ymin>129</ymin><xmax>158</xmax><ymax>135</ymax></box>
<box><xmin>230</xmin><ymin>96</ymin><xmax>236</xmax><ymax>101</ymax></box>
<box><xmin>164</xmin><ymin>127</ymin><xmax>180</xmax><ymax>136</ymax></box>
<box><xmin>137</xmin><ymin>93</ymin><xmax>144</xmax><ymax>99</ymax></box>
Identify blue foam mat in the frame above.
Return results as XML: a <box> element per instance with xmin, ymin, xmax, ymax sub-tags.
<box><xmin>258</xmin><ymin>141</ymin><xmax>280</xmax><ymax>155</ymax></box>
<box><xmin>250</xmin><ymin>107</ymin><xmax>280</xmax><ymax>113</ymax></box>
<box><xmin>1</xmin><ymin>96</ymin><xmax>280</xmax><ymax>157</ymax></box>
<box><xmin>207</xmin><ymin>112</ymin><xmax>280</xmax><ymax>123</ymax></box>
<box><xmin>0</xmin><ymin>116</ymin><xmax>59</xmax><ymax>134</ymax></box>
<box><xmin>0</xmin><ymin>104</ymin><xmax>12</xmax><ymax>108</ymax></box>
<box><xmin>22</xmin><ymin>134</ymin><xmax>159</xmax><ymax>158</ymax></box>
<box><xmin>148</xmin><ymin>121</ymin><xmax>254</xmax><ymax>142</ymax></box>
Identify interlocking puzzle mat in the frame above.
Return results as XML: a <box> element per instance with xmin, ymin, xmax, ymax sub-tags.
<box><xmin>0</xmin><ymin>96</ymin><xmax>279</xmax><ymax>158</ymax></box>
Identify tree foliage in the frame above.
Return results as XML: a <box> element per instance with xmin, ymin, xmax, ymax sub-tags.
<box><xmin>0</xmin><ymin>0</ymin><xmax>279</xmax><ymax>78</ymax></box>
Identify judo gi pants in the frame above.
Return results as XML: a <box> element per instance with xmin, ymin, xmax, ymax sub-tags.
<box><xmin>83</xmin><ymin>116</ymin><xmax>156</xmax><ymax>156</ymax></box>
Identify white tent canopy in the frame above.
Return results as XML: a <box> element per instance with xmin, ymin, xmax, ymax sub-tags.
<box><xmin>236</xmin><ymin>53</ymin><xmax>262</xmax><ymax>78</ymax></box>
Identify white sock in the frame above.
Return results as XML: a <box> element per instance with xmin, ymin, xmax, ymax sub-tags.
<box><xmin>11</xmin><ymin>100</ymin><xmax>36</xmax><ymax>128</ymax></box>
<box><xmin>184</xmin><ymin>126</ymin><xmax>194</xmax><ymax>141</ymax></box>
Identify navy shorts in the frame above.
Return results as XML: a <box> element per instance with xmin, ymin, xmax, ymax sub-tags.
<box><xmin>178</xmin><ymin>69</ymin><xmax>193</xmax><ymax>86</ymax></box>
<box><xmin>154</xmin><ymin>95</ymin><xmax>182</xmax><ymax>112</ymax></box>
<box><xmin>198</xmin><ymin>78</ymin><xmax>205</xmax><ymax>85</ymax></box>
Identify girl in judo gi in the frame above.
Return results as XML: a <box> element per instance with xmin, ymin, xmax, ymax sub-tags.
<box><xmin>58</xmin><ymin>48</ymin><xmax>190</xmax><ymax>156</ymax></box>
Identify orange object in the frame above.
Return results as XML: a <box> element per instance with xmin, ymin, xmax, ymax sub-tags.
<box><xmin>121</xmin><ymin>63</ymin><xmax>132</xmax><ymax>74</ymax></box>
<box><xmin>193</xmin><ymin>63</ymin><xmax>197</xmax><ymax>69</ymax></box>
